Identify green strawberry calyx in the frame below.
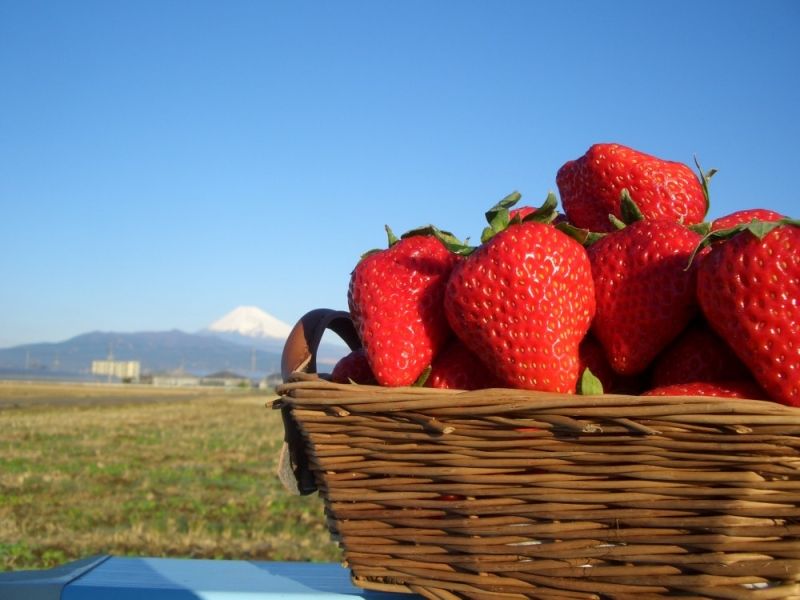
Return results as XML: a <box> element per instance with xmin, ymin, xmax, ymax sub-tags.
<box><xmin>481</xmin><ymin>191</ymin><xmax>558</xmax><ymax>244</ymax></box>
<box><xmin>556</xmin><ymin>188</ymin><xmax>644</xmax><ymax>246</ymax></box>
<box><xmin>429</xmin><ymin>191</ymin><xmax>561</xmax><ymax>256</ymax></box>
<box><xmin>358</xmin><ymin>225</ymin><xmax>401</xmax><ymax>260</ymax></box>
<box><xmin>555</xmin><ymin>222</ymin><xmax>605</xmax><ymax>246</ymax></box>
<box><xmin>360</xmin><ymin>224</ymin><xmax>469</xmax><ymax>260</ymax></box>
<box><xmin>687</xmin><ymin>221</ymin><xmax>712</xmax><ymax>237</ymax></box>
<box><xmin>412</xmin><ymin>365</ymin><xmax>432</xmax><ymax>387</ymax></box>
<box><xmin>686</xmin><ymin>217</ymin><xmax>800</xmax><ymax>268</ymax></box>
<box><xmin>620</xmin><ymin>189</ymin><xmax>645</xmax><ymax>225</ymax></box>
<box><xmin>577</xmin><ymin>367</ymin><xmax>604</xmax><ymax>395</ymax></box>
<box><xmin>386</xmin><ymin>225</ymin><xmax>400</xmax><ymax>246</ymax></box>
<box><xmin>404</xmin><ymin>225</ymin><xmax>473</xmax><ymax>256</ymax></box>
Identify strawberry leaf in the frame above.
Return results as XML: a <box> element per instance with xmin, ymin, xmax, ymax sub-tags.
<box><xmin>685</xmin><ymin>218</ymin><xmax>795</xmax><ymax>269</ymax></box>
<box><xmin>578</xmin><ymin>367</ymin><xmax>604</xmax><ymax>395</ymax></box>
<box><xmin>556</xmin><ymin>222</ymin><xmax>606</xmax><ymax>246</ymax></box>
<box><xmin>422</xmin><ymin>226</ymin><xmax>475</xmax><ymax>256</ymax></box>
<box><xmin>481</xmin><ymin>191</ymin><xmax>521</xmax><ymax>244</ymax></box>
<box><xmin>693</xmin><ymin>155</ymin><xmax>716</xmax><ymax>217</ymax></box>
<box><xmin>403</xmin><ymin>225</ymin><xmax>474</xmax><ymax>256</ymax></box>
<box><xmin>520</xmin><ymin>191</ymin><xmax>559</xmax><ymax>224</ymax></box>
<box><xmin>484</xmin><ymin>209</ymin><xmax>510</xmax><ymax>241</ymax></box>
<box><xmin>482</xmin><ymin>191</ymin><xmax>560</xmax><ymax>244</ymax></box>
<box><xmin>359</xmin><ymin>248</ymin><xmax>383</xmax><ymax>261</ymax></box>
<box><xmin>688</xmin><ymin>222</ymin><xmax>712</xmax><ymax>236</ymax></box>
<box><xmin>745</xmin><ymin>220</ymin><xmax>783</xmax><ymax>240</ymax></box>
<box><xmin>385</xmin><ymin>225</ymin><xmax>400</xmax><ymax>247</ymax></box>
<box><xmin>609</xmin><ymin>214</ymin><xmax>627</xmax><ymax>230</ymax></box>
<box><xmin>412</xmin><ymin>366</ymin><xmax>432</xmax><ymax>387</ymax></box>
<box><xmin>484</xmin><ymin>191</ymin><xmax>522</xmax><ymax>226</ymax></box>
<box><xmin>620</xmin><ymin>189</ymin><xmax>644</xmax><ymax>224</ymax></box>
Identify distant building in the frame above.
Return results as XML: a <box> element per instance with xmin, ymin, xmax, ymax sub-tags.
<box><xmin>260</xmin><ymin>373</ymin><xmax>283</xmax><ymax>389</ymax></box>
<box><xmin>151</xmin><ymin>370</ymin><xmax>200</xmax><ymax>387</ymax></box>
<box><xmin>91</xmin><ymin>360</ymin><xmax>141</xmax><ymax>381</ymax></box>
<box><xmin>201</xmin><ymin>370</ymin><xmax>251</xmax><ymax>388</ymax></box>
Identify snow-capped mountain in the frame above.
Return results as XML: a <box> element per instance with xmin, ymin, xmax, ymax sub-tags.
<box><xmin>207</xmin><ymin>306</ymin><xmax>292</xmax><ymax>339</ymax></box>
<box><xmin>202</xmin><ymin>306</ymin><xmax>349</xmax><ymax>366</ymax></box>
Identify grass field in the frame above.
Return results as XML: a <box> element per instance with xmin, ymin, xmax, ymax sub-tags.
<box><xmin>0</xmin><ymin>381</ymin><xmax>342</xmax><ymax>572</ymax></box>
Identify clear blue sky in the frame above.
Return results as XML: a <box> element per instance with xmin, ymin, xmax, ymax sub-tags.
<box><xmin>1</xmin><ymin>0</ymin><xmax>798</xmax><ymax>347</ymax></box>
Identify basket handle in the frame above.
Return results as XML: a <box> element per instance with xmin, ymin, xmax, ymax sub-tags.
<box><xmin>280</xmin><ymin>308</ymin><xmax>362</xmax><ymax>381</ymax></box>
<box><xmin>278</xmin><ymin>309</ymin><xmax>361</xmax><ymax>496</ymax></box>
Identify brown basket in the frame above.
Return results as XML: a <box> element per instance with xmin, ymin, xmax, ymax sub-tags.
<box><xmin>274</xmin><ymin>309</ymin><xmax>800</xmax><ymax>600</ymax></box>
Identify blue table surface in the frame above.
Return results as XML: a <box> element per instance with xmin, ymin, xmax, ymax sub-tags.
<box><xmin>0</xmin><ymin>557</ymin><xmax>420</xmax><ymax>600</ymax></box>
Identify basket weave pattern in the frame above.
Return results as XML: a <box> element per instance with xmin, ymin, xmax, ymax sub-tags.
<box><xmin>277</xmin><ymin>373</ymin><xmax>800</xmax><ymax>600</ymax></box>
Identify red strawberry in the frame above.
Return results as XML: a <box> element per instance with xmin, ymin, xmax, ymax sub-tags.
<box><xmin>445</xmin><ymin>219</ymin><xmax>595</xmax><ymax>393</ymax></box>
<box><xmin>348</xmin><ymin>230</ymin><xmax>459</xmax><ymax>386</ymax></box>
<box><xmin>330</xmin><ymin>348</ymin><xmax>377</xmax><ymax>385</ymax></box>
<box><xmin>710</xmin><ymin>208</ymin><xmax>785</xmax><ymax>232</ymax></box>
<box><xmin>642</xmin><ymin>380</ymin><xmax>770</xmax><ymax>401</ymax></box>
<box><xmin>650</xmin><ymin>319</ymin><xmax>750</xmax><ymax>388</ymax></box>
<box><xmin>557</xmin><ymin>143</ymin><xmax>707</xmax><ymax>232</ymax></box>
<box><xmin>426</xmin><ymin>340</ymin><xmax>503</xmax><ymax>390</ymax></box>
<box><xmin>587</xmin><ymin>216</ymin><xmax>702</xmax><ymax>375</ymax></box>
<box><xmin>696</xmin><ymin>220</ymin><xmax>800</xmax><ymax>406</ymax></box>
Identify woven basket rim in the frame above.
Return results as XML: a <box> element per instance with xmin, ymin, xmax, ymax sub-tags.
<box><xmin>277</xmin><ymin>372</ymin><xmax>800</xmax><ymax>421</ymax></box>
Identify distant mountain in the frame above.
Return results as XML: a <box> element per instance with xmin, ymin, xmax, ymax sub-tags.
<box><xmin>207</xmin><ymin>306</ymin><xmax>292</xmax><ymax>339</ymax></box>
<box><xmin>0</xmin><ymin>306</ymin><xmax>354</xmax><ymax>380</ymax></box>
<box><xmin>0</xmin><ymin>330</ymin><xmax>282</xmax><ymax>377</ymax></box>
<box><xmin>201</xmin><ymin>306</ymin><xmax>350</xmax><ymax>367</ymax></box>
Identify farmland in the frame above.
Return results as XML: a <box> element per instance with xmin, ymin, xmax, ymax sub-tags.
<box><xmin>0</xmin><ymin>381</ymin><xmax>341</xmax><ymax>571</ymax></box>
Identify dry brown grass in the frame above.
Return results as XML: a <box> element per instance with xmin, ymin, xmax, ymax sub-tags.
<box><xmin>0</xmin><ymin>382</ymin><xmax>342</xmax><ymax>571</ymax></box>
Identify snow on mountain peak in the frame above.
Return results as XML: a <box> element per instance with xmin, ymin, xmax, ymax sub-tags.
<box><xmin>208</xmin><ymin>306</ymin><xmax>293</xmax><ymax>339</ymax></box>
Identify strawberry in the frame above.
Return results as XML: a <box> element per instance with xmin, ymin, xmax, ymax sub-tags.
<box><xmin>650</xmin><ymin>319</ymin><xmax>750</xmax><ymax>388</ymax></box>
<box><xmin>330</xmin><ymin>348</ymin><xmax>377</xmax><ymax>385</ymax></box>
<box><xmin>444</xmin><ymin>197</ymin><xmax>595</xmax><ymax>393</ymax></box>
<box><xmin>587</xmin><ymin>205</ymin><xmax>702</xmax><ymax>375</ymax></box>
<box><xmin>556</xmin><ymin>143</ymin><xmax>707</xmax><ymax>232</ymax></box>
<box><xmin>348</xmin><ymin>229</ymin><xmax>459</xmax><ymax>387</ymax></box>
<box><xmin>426</xmin><ymin>340</ymin><xmax>503</xmax><ymax>390</ymax></box>
<box><xmin>710</xmin><ymin>208</ymin><xmax>785</xmax><ymax>232</ymax></box>
<box><xmin>642</xmin><ymin>380</ymin><xmax>770</xmax><ymax>400</ymax></box>
<box><xmin>696</xmin><ymin>220</ymin><xmax>800</xmax><ymax>406</ymax></box>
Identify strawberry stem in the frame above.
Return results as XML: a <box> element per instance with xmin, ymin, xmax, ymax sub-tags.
<box><xmin>693</xmin><ymin>155</ymin><xmax>716</xmax><ymax>218</ymax></box>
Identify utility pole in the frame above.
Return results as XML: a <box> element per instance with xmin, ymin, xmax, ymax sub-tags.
<box><xmin>107</xmin><ymin>342</ymin><xmax>114</xmax><ymax>383</ymax></box>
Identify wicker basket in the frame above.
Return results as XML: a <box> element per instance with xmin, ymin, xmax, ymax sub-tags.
<box><xmin>275</xmin><ymin>309</ymin><xmax>800</xmax><ymax>600</ymax></box>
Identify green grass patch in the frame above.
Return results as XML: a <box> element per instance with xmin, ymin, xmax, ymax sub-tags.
<box><xmin>0</xmin><ymin>383</ymin><xmax>342</xmax><ymax>571</ymax></box>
